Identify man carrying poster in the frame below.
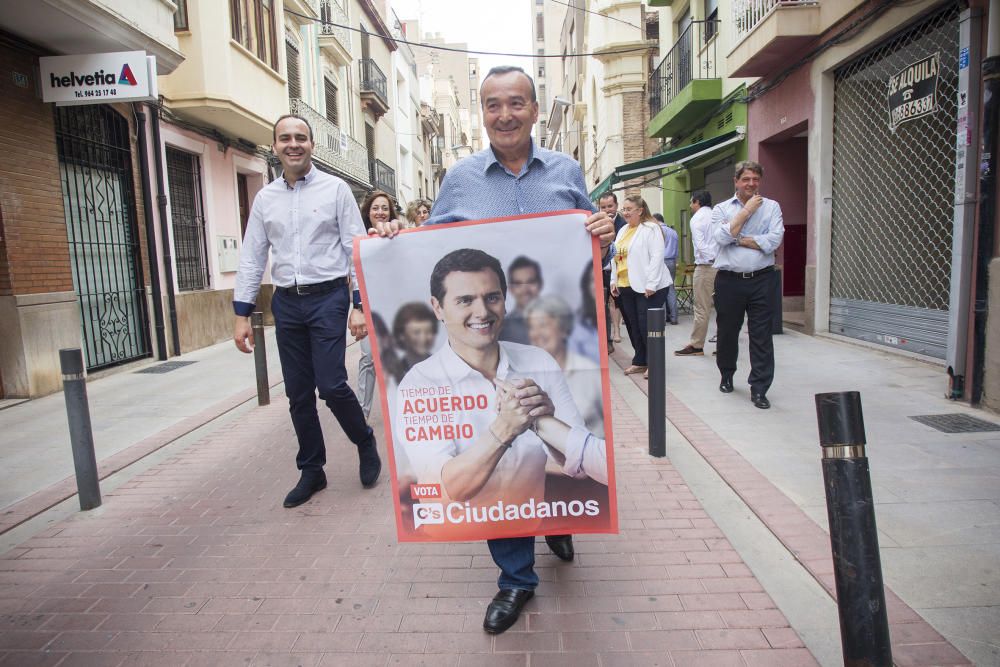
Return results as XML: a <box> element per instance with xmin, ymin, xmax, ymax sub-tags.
<box><xmin>371</xmin><ymin>65</ymin><xmax>614</xmax><ymax>635</ymax></box>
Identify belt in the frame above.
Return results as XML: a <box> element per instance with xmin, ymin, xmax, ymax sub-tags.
<box><xmin>719</xmin><ymin>266</ymin><xmax>774</xmax><ymax>279</ymax></box>
<box><xmin>696</xmin><ymin>262</ymin><xmax>715</xmax><ymax>267</ymax></box>
<box><xmin>275</xmin><ymin>277</ymin><xmax>348</xmax><ymax>296</ymax></box>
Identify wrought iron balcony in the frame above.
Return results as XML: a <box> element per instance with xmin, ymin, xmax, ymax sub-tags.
<box><xmin>360</xmin><ymin>58</ymin><xmax>390</xmax><ymax>119</ymax></box>
<box><xmin>319</xmin><ymin>0</ymin><xmax>351</xmax><ymax>63</ymax></box>
<box><xmin>371</xmin><ymin>158</ymin><xmax>396</xmax><ymax>197</ymax></box>
<box><xmin>733</xmin><ymin>0</ymin><xmax>818</xmax><ymax>42</ymax></box>
<box><xmin>289</xmin><ymin>98</ymin><xmax>370</xmax><ymax>186</ymax></box>
<box><xmin>648</xmin><ymin>20</ymin><xmax>719</xmax><ymax>119</ymax></box>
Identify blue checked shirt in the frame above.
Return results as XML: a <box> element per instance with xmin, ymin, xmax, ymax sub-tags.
<box><xmin>712</xmin><ymin>193</ymin><xmax>785</xmax><ymax>273</ymax></box>
<box><xmin>425</xmin><ymin>141</ymin><xmax>596</xmax><ymax>224</ymax></box>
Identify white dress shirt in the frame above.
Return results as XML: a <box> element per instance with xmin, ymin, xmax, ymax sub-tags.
<box><xmin>395</xmin><ymin>341</ymin><xmax>594</xmax><ymax>507</ymax></box>
<box><xmin>689</xmin><ymin>205</ymin><xmax>719</xmax><ymax>265</ymax></box>
<box><xmin>712</xmin><ymin>193</ymin><xmax>785</xmax><ymax>273</ymax></box>
<box><xmin>234</xmin><ymin>165</ymin><xmax>364</xmax><ymax>308</ymax></box>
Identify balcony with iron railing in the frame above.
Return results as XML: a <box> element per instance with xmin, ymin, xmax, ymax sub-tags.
<box><xmin>371</xmin><ymin>159</ymin><xmax>396</xmax><ymax>197</ymax></box>
<box><xmin>728</xmin><ymin>0</ymin><xmax>854</xmax><ymax>77</ymax></box>
<box><xmin>318</xmin><ymin>0</ymin><xmax>351</xmax><ymax>65</ymax></box>
<box><xmin>647</xmin><ymin>20</ymin><xmax>721</xmax><ymax>139</ymax></box>
<box><xmin>289</xmin><ymin>98</ymin><xmax>371</xmax><ymax>186</ymax></box>
<box><xmin>360</xmin><ymin>58</ymin><xmax>390</xmax><ymax>120</ymax></box>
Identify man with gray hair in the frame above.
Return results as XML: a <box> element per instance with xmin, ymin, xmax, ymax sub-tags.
<box><xmin>712</xmin><ymin>161</ymin><xmax>785</xmax><ymax>409</ymax></box>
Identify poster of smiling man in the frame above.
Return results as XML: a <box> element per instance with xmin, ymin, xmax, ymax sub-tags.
<box><xmin>355</xmin><ymin>210</ymin><xmax>618</xmax><ymax>542</ymax></box>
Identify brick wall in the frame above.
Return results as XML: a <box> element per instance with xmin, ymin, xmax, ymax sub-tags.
<box><xmin>0</xmin><ymin>38</ymin><xmax>72</xmax><ymax>296</ymax></box>
<box><xmin>620</xmin><ymin>90</ymin><xmax>658</xmax><ymax>195</ymax></box>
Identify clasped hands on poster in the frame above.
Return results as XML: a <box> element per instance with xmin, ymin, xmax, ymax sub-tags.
<box><xmin>355</xmin><ymin>211</ymin><xmax>618</xmax><ymax>542</ymax></box>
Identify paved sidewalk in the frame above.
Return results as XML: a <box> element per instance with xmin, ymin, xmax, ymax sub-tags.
<box><xmin>0</xmin><ymin>333</ymin><xmax>283</xmax><ymax>533</ymax></box>
<box><xmin>612</xmin><ymin>316</ymin><xmax>999</xmax><ymax>666</ymax></box>
<box><xmin>0</xmin><ymin>343</ymin><xmax>818</xmax><ymax>666</ymax></box>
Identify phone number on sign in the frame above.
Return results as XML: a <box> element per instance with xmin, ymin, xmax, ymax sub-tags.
<box><xmin>73</xmin><ymin>89</ymin><xmax>119</xmax><ymax>99</ymax></box>
<box><xmin>891</xmin><ymin>94</ymin><xmax>934</xmax><ymax>126</ymax></box>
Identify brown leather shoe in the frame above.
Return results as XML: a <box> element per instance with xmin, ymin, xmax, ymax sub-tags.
<box><xmin>674</xmin><ymin>345</ymin><xmax>704</xmax><ymax>356</ymax></box>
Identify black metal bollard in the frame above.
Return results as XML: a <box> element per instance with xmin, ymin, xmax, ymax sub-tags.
<box><xmin>647</xmin><ymin>307</ymin><xmax>666</xmax><ymax>458</ymax></box>
<box><xmin>815</xmin><ymin>391</ymin><xmax>892</xmax><ymax>667</ymax></box>
<box><xmin>59</xmin><ymin>349</ymin><xmax>102</xmax><ymax>511</ymax></box>
<box><xmin>252</xmin><ymin>312</ymin><xmax>270</xmax><ymax>406</ymax></box>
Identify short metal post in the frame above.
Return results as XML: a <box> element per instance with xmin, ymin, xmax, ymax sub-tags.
<box><xmin>59</xmin><ymin>349</ymin><xmax>102</xmax><ymax>511</ymax></box>
<box><xmin>252</xmin><ymin>312</ymin><xmax>270</xmax><ymax>406</ymax></box>
<box><xmin>815</xmin><ymin>391</ymin><xmax>892</xmax><ymax>667</ymax></box>
<box><xmin>647</xmin><ymin>307</ymin><xmax>666</xmax><ymax>458</ymax></box>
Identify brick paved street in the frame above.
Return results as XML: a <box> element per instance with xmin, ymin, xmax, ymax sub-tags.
<box><xmin>0</xmin><ymin>382</ymin><xmax>816</xmax><ymax>667</ymax></box>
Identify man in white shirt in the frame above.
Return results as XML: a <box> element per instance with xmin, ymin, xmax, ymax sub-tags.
<box><xmin>676</xmin><ymin>190</ymin><xmax>718</xmax><ymax>356</ymax></box>
<box><xmin>233</xmin><ymin>114</ymin><xmax>381</xmax><ymax>508</ymax></box>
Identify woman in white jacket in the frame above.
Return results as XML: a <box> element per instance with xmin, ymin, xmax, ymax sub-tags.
<box><xmin>610</xmin><ymin>195</ymin><xmax>673</xmax><ymax>377</ymax></box>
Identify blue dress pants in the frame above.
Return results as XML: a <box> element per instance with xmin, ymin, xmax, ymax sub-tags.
<box><xmin>270</xmin><ymin>286</ymin><xmax>374</xmax><ymax>472</ymax></box>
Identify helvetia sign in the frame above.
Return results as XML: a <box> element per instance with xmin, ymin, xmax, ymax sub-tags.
<box><xmin>39</xmin><ymin>51</ymin><xmax>157</xmax><ymax>106</ymax></box>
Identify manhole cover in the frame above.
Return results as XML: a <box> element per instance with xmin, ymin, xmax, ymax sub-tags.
<box><xmin>909</xmin><ymin>414</ymin><xmax>1000</xmax><ymax>433</ymax></box>
<box><xmin>135</xmin><ymin>361</ymin><xmax>197</xmax><ymax>374</ymax></box>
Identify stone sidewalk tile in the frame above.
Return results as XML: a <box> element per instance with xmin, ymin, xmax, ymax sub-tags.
<box><xmin>0</xmin><ymin>379</ymin><xmax>818</xmax><ymax>666</ymax></box>
<box><xmin>615</xmin><ymin>351</ymin><xmax>975</xmax><ymax>667</ymax></box>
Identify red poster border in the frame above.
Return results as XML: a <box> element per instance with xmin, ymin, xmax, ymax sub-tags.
<box><xmin>353</xmin><ymin>210</ymin><xmax>618</xmax><ymax>542</ymax></box>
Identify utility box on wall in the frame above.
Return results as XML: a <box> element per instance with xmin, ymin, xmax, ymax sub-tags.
<box><xmin>218</xmin><ymin>236</ymin><xmax>239</xmax><ymax>273</ymax></box>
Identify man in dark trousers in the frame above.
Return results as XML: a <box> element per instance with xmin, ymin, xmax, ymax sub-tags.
<box><xmin>712</xmin><ymin>160</ymin><xmax>785</xmax><ymax>409</ymax></box>
<box><xmin>372</xmin><ymin>65</ymin><xmax>614</xmax><ymax>635</ymax></box>
<box><xmin>598</xmin><ymin>193</ymin><xmax>626</xmax><ymax>350</ymax></box>
<box><xmin>233</xmin><ymin>114</ymin><xmax>381</xmax><ymax>508</ymax></box>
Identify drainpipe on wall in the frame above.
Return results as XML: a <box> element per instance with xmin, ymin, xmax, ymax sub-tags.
<box><xmin>971</xmin><ymin>6</ymin><xmax>1000</xmax><ymax>404</ymax></box>
<box><xmin>132</xmin><ymin>103</ymin><xmax>167</xmax><ymax>361</ymax></box>
<box><xmin>147</xmin><ymin>102</ymin><xmax>181</xmax><ymax>357</ymax></box>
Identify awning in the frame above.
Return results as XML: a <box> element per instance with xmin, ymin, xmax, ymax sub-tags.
<box><xmin>591</xmin><ymin>129</ymin><xmax>745</xmax><ymax>199</ymax></box>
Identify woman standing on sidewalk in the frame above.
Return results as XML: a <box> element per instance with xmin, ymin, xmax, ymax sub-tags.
<box><xmin>357</xmin><ymin>190</ymin><xmax>398</xmax><ymax>420</ymax></box>
<box><xmin>610</xmin><ymin>195</ymin><xmax>672</xmax><ymax>378</ymax></box>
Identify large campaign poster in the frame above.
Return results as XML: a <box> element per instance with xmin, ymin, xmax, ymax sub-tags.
<box><xmin>355</xmin><ymin>211</ymin><xmax>618</xmax><ymax>542</ymax></box>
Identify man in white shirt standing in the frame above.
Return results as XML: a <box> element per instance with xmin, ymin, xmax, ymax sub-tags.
<box><xmin>233</xmin><ymin>114</ymin><xmax>381</xmax><ymax>508</ymax></box>
<box><xmin>676</xmin><ymin>190</ymin><xmax>718</xmax><ymax>356</ymax></box>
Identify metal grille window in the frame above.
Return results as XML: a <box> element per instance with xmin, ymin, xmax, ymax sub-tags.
<box><xmin>286</xmin><ymin>41</ymin><xmax>301</xmax><ymax>100</ymax></box>
<box><xmin>54</xmin><ymin>105</ymin><xmax>151</xmax><ymax>370</ymax></box>
<box><xmin>829</xmin><ymin>6</ymin><xmax>959</xmax><ymax>358</ymax></box>
<box><xmin>165</xmin><ymin>147</ymin><xmax>210</xmax><ymax>292</ymax></box>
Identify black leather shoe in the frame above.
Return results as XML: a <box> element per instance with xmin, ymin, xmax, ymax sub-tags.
<box><xmin>719</xmin><ymin>377</ymin><xmax>734</xmax><ymax>393</ymax></box>
<box><xmin>483</xmin><ymin>588</ymin><xmax>534</xmax><ymax>634</ymax></box>
<box><xmin>358</xmin><ymin>439</ymin><xmax>381</xmax><ymax>488</ymax></box>
<box><xmin>544</xmin><ymin>534</ymin><xmax>574</xmax><ymax>561</ymax></box>
<box><xmin>283</xmin><ymin>471</ymin><xmax>327</xmax><ymax>508</ymax></box>
<box><xmin>751</xmin><ymin>393</ymin><xmax>771</xmax><ymax>409</ymax></box>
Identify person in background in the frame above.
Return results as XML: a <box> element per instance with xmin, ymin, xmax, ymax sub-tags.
<box><xmin>653</xmin><ymin>212</ymin><xmax>679</xmax><ymax>325</ymax></box>
<box><xmin>526</xmin><ymin>295</ymin><xmax>604</xmax><ymax>434</ymax></box>
<box><xmin>611</xmin><ymin>195</ymin><xmax>672</xmax><ymax>380</ymax></box>
<box><xmin>712</xmin><ymin>161</ymin><xmax>785</xmax><ymax>409</ymax></box>
<box><xmin>357</xmin><ymin>190</ymin><xmax>397</xmax><ymax>421</ymax></box>
<box><xmin>391</xmin><ymin>301</ymin><xmax>439</xmax><ymax>383</ymax></box>
<box><xmin>676</xmin><ymin>190</ymin><xmax>717</xmax><ymax>357</ymax></box>
<box><xmin>598</xmin><ymin>193</ymin><xmax>626</xmax><ymax>347</ymax></box>
<box><xmin>499</xmin><ymin>256</ymin><xmax>543</xmax><ymax>345</ymax></box>
<box><xmin>405</xmin><ymin>199</ymin><xmax>432</xmax><ymax>227</ymax></box>
<box><xmin>567</xmin><ymin>262</ymin><xmax>601</xmax><ymax>363</ymax></box>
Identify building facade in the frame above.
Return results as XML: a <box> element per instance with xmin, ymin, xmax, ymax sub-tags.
<box><xmin>727</xmin><ymin>0</ymin><xmax>996</xmax><ymax>407</ymax></box>
<box><xmin>0</xmin><ymin>0</ymin><xmax>183</xmax><ymax>397</ymax></box>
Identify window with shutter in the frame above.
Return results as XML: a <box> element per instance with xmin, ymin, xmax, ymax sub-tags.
<box><xmin>325</xmin><ymin>78</ymin><xmax>339</xmax><ymax>126</ymax></box>
<box><xmin>286</xmin><ymin>41</ymin><xmax>301</xmax><ymax>99</ymax></box>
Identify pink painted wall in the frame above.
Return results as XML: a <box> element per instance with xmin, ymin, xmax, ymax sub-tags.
<box><xmin>160</xmin><ymin>123</ymin><xmax>268</xmax><ymax>291</ymax></box>
<box><xmin>747</xmin><ymin>65</ymin><xmax>816</xmax><ymax>265</ymax></box>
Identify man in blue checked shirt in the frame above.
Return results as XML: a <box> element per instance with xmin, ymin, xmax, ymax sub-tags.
<box><xmin>712</xmin><ymin>160</ymin><xmax>785</xmax><ymax>409</ymax></box>
<box><xmin>372</xmin><ymin>65</ymin><xmax>615</xmax><ymax>635</ymax></box>
<box><xmin>233</xmin><ymin>115</ymin><xmax>381</xmax><ymax>509</ymax></box>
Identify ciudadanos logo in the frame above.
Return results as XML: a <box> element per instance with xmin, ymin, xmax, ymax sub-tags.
<box><xmin>414</xmin><ymin>498</ymin><xmax>600</xmax><ymax>529</ymax></box>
